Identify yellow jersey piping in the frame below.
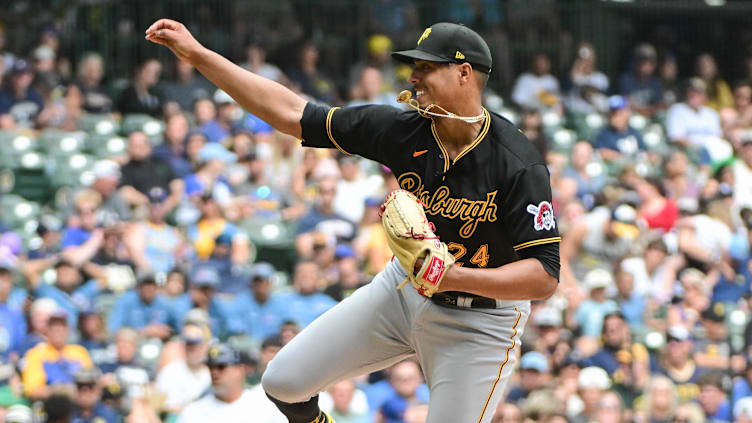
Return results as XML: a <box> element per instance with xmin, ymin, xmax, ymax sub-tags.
<box><xmin>477</xmin><ymin>307</ymin><xmax>522</xmax><ymax>423</ymax></box>
<box><xmin>512</xmin><ymin>237</ymin><xmax>562</xmax><ymax>251</ymax></box>
<box><xmin>325</xmin><ymin>107</ymin><xmax>351</xmax><ymax>155</ymax></box>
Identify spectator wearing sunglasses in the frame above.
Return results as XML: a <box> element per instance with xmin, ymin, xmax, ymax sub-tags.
<box><xmin>71</xmin><ymin>367</ymin><xmax>119</xmax><ymax>423</ymax></box>
<box><xmin>177</xmin><ymin>343</ymin><xmax>284</xmax><ymax>423</ymax></box>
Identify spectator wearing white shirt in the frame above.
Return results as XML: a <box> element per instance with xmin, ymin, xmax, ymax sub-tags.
<box><xmin>733</xmin><ymin>138</ymin><xmax>752</xmax><ymax>210</ymax></box>
<box><xmin>511</xmin><ymin>53</ymin><xmax>562</xmax><ymax>113</ymax></box>
<box><xmin>333</xmin><ymin>155</ymin><xmax>384</xmax><ymax>224</ymax></box>
<box><xmin>177</xmin><ymin>343</ymin><xmax>286</xmax><ymax>423</ymax></box>
<box><xmin>318</xmin><ymin>378</ymin><xmax>370</xmax><ymax>423</ymax></box>
<box><xmin>565</xmin><ymin>42</ymin><xmax>609</xmax><ymax>114</ymax></box>
<box><xmin>666</xmin><ymin>78</ymin><xmax>727</xmax><ymax>164</ymax></box>
<box><xmin>156</xmin><ymin>323</ymin><xmax>212</xmax><ymax>413</ymax></box>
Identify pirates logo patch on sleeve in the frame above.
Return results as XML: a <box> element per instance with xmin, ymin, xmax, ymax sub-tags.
<box><xmin>526</xmin><ymin>201</ymin><xmax>556</xmax><ymax>231</ymax></box>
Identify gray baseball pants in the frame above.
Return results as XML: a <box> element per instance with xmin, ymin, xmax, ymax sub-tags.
<box><xmin>262</xmin><ymin>258</ymin><xmax>530</xmax><ymax>423</ymax></box>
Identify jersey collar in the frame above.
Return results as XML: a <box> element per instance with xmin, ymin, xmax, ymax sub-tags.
<box><xmin>430</xmin><ymin>108</ymin><xmax>491</xmax><ymax>176</ymax></box>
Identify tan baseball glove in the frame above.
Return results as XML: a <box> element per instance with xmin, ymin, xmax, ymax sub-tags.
<box><xmin>380</xmin><ymin>189</ymin><xmax>454</xmax><ymax>297</ymax></box>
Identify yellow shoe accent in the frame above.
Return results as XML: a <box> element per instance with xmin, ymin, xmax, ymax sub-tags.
<box><xmin>310</xmin><ymin>412</ymin><xmax>335</xmax><ymax>423</ymax></box>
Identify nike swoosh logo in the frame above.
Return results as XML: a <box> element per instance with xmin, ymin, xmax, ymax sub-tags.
<box><xmin>413</xmin><ymin>150</ymin><xmax>428</xmax><ymax>157</ymax></box>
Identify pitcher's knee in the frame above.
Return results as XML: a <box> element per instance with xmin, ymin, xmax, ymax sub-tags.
<box><xmin>261</xmin><ymin>359</ymin><xmax>314</xmax><ymax>403</ymax></box>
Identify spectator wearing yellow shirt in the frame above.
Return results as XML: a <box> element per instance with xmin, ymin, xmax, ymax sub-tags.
<box><xmin>695</xmin><ymin>53</ymin><xmax>734</xmax><ymax>112</ymax></box>
<box><xmin>21</xmin><ymin>309</ymin><xmax>92</xmax><ymax>400</ymax></box>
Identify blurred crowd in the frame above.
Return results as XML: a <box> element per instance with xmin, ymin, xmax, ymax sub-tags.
<box><xmin>1</xmin><ymin>7</ymin><xmax>752</xmax><ymax>423</ymax></box>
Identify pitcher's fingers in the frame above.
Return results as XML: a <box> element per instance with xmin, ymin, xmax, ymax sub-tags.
<box><xmin>144</xmin><ymin>35</ymin><xmax>167</xmax><ymax>46</ymax></box>
<box><xmin>146</xmin><ymin>18</ymin><xmax>179</xmax><ymax>34</ymax></box>
<box><xmin>145</xmin><ymin>18</ymin><xmax>174</xmax><ymax>33</ymax></box>
<box><xmin>147</xmin><ymin>28</ymin><xmax>178</xmax><ymax>41</ymax></box>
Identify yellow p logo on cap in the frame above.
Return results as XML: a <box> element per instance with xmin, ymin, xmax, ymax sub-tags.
<box><xmin>418</xmin><ymin>28</ymin><xmax>431</xmax><ymax>45</ymax></box>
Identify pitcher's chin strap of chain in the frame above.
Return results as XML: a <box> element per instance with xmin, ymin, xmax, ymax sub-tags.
<box><xmin>397</xmin><ymin>90</ymin><xmax>485</xmax><ymax>123</ymax></box>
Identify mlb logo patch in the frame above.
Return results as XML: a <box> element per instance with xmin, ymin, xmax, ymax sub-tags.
<box><xmin>526</xmin><ymin>201</ymin><xmax>556</xmax><ymax>231</ymax></box>
<box><xmin>422</xmin><ymin>256</ymin><xmax>445</xmax><ymax>285</ymax></box>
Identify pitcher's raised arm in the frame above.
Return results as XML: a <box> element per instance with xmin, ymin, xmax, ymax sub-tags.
<box><xmin>146</xmin><ymin>18</ymin><xmax>306</xmax><ymax>137</ymax></box>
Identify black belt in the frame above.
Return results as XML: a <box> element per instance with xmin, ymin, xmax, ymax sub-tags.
<box><xmin>431</xmin><ymin>292</ymin><xmax>500</xmax><ymax>309</ymax></box>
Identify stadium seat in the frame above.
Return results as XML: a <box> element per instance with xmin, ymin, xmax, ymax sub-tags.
<box><xmin>1</xmin><ymin>193</ymin><xmax>40</xmax><ymax>229</ymax></box>
<box><xmin>85</xmin><ymin>134</ymin><xmax>128</xmax><ymax>159</ymax></box>
<box><xmin>38</xmin><ymin>130</ymin><xmax>86</xmax><ymax>156</ymax></box>
<box><xmin>628</xmin><ymin>114</ymin><xmax>648</xmax><ymax>131</ymax></box>
<box><xmin>551</xmin><ymin>129</ymin><xmax>577</xmax><ymax>152</ymax></box>
<box><xmin>0</xmin><ymin>131</ymin><xmax>39</xmax><ymax>169</ymax></box>
<box><xmin>52</xmin><ymin>153</ymin><xmax>96</xmax><ymax>188</ymax></box>
<box><xmin>240</xmin><ymin>218</ymin><xmax>297</xmax><ymax>273</ymax></box>
<box><xmin>575</xmin><ymin>112</ymin><xmax>605</xmax><ymax>141</ymax></box>
<box><xmin>8</xmin><ymin>152</ymin><xmax>53</xmax><ymax>203</ymax></box>
<box><xmin>78</xmin><ymin>114</ymin><xmax>120</xmax><ymax>136</ymax></box>
<box><xmin>541</xmin><ymin>110</ymin><xmax>563</xmax><ymax>130</ymax></box>
<box><xmin>729</xmin><ymin>306</ymin><xmax>748</xmax><ymax>353</ymax></box>
<box><xmin>643</xmin><ymin>123</ymin><xmax>668</xmax><ymax>156</ymax></box>
<box><xmin>121</xmin><ymin>114</ymin><xmax>164</xmax><ymax>144</ymax></box>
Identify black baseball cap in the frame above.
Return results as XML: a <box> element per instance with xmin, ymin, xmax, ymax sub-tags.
<box><xmin>74</xmin><ymin>367</ymin><xmax>102</xmax><ymax>384</ymax></box>
<box><xmin>136</xmin><ymin>269</ymin><xmax>158</xmax><ymax>285</ymax></box>
<box><xmin>392</xmin><ymin>22</ymin><xmax>492</xmax><ymax>74</ymax></box>
<box><xmin>206</xmin><ymin>343</ymin><xmax>244</xmax><ymax>366</ymax></box>
<box><xmin>701</xmin><ymin>302</ymin><xmax>726</xmax><ymax>323</ymax></box>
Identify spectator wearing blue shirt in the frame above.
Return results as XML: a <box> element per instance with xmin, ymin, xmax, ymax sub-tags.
<box><xmin>108</xmin><ymin>272</ymin><xmax>173</xmax><ymax>340</ymax></box>
<box><xmin>152</xmin><ymin>113</ymin><xmax>193</xmax><ymax>178</ymax></box>
<box><xmin>277</xmin><ymin>261</ymin><xmax>337</xmax><ymax>328</ymax></box>
<box><xmin>732</xmin><ymin>362</ymin><xmax>752</xmax><ymax>404</ymax></box>
<box><xmin>198</xmin><ymin>233</ymin><xmax>249</xmax><ymax>295</ymax></box>
<box><xmin>77</xmin><ymin>310</ymin><xmax>113</xmax><ymax>369</ymax></box>
<box><xmin>60</xmin><ymin>190</ymin><xmax>105</xmax><ymax>265</ymax></box>
<box><xmin>618</xmin><ymin>44</ymin><xmax>663</xmax><ymax>118</ymax></box>
<box><xmin>377</xmin><ymin>360</ymin><xmax>428</xmax><ymax>423</ymax></box>
<box><xmin>614</xmin><ymin>267</ymin><xmax>645</xmax><ymax>329</ymax></box>
<box><xmin>0</xmin><ymin>60</ymin><xmax>45</xmax><ymax>126</ymax></box>
<box><xmin>124</xmin><ymin>187</ymin><xmax>185</xmax><ymax>274</ymax></box>
<box><xmin>0</xmin><ymin>263</ymin><xmax>26</xmax><ymax>361</ymax></box>
<box><xmin>196</xmin><ymin>89</ymin><xmax>241</xmax><ymax>143</ymax></box>
<box><xmin>583</xmin><ymin>313</ymin><xmax>649</xmax><ymax>380</ymax></box>
<box><xmin>30</xmin><ymin>260</ymin><xmax>103</xmax><ymax>328</ymax></box>
<box><xmin>28</xmin><ymin>220</ymin><xmax>62</xmax><ymax>260</ymax></box>
<box><xmin>574</xmin><ymin>269</ymin><xmax>620</xmax><ymax>337</ymax></box>
<box><xmin>183</xmin><ymin>143</ymin><xmax>236</xmax><ymax>203</ymax></box>
<box><xmin>232</xmin><ymin>263</ymin><xmax>287</xmax><ymax>342</ymax></box>
<box><xmin>593</xmin><ymin>96</ymin><xmax>647</xmax><ymax>162</ymax></box>
<box><xmin>192</xmin><ymin>98</ymin><xmax>225</xmax><ymax>143</ymax></box>
<box><xmin>505</xmin><ymin>352</ymin><xmax>551</xmax><ymax>404</ymax></box>
<box><xmin>71</xmin><ymin>367</ymin><xmax>120</xmax><ymax>423</ymax></box>
<box><xmin>561</xmin><ymin>142</ymin><xmax>608</xmax><ymax>210</ymax></box>
<box><xmin>241</xmin><ymin>112</ymin><xmax>274</xmax><ymax>138</ymax></box>
<box><xmin>99</xmin><ymin>328</ymin><xmax>151</xmax><ymax>387</ymax></box>
<box><xmin>697</xmin><ymin>372</ymin><xmax>732</xmax><ymax>423</ymax></box>
<box><xmin>296</xmin><ymin>178</ymin><xmax>358</xmax><ymax>259</ymax></box>
<box><xmin>170</xmin><ymin>266</ymin><xmax>239</xmax><ymax>339</ymax></box>
<box><xmin>362</xmin><ymin>377</ymin><xmax>429</xmax><ymax>423</ymax></box>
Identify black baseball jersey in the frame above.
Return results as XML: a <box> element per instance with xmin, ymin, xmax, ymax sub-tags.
<box><xmin>300</xmin><ymin>103</ymin><xmax>560</xmax><ymax>278</ymax></box>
